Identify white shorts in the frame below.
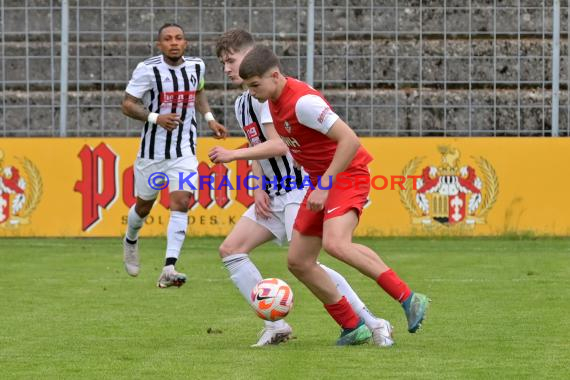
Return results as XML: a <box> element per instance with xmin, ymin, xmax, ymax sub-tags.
<box><xmin>242</xmin><ymin>187</ymin><xmax>307</xmax><ymax>245</ymax></box>
<box><xmin>134</xmin><ymin>156</ymin><xmax>199</xmax><ymax>201</ymax></box>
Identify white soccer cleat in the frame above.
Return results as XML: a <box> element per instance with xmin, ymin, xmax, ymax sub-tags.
<box><xmin>251</xmin><ymin>322</ymin><xmax>293</xmax><ymax>347</ymax></box>
<box><xmin>157</xmin><ymin>265</ymin><xmax>187</xmax><ymax>288</ymax></box>
<box><xmin>370</xmin><ymin>318</ymin><xmax>395</xmax><ymax>347</ymax></box>
<box><xmin>123</xmin><ymin>238</ymin><xmax>140</xmax><ymax>277</ymax></box>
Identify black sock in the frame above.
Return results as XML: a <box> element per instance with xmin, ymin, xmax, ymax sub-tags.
<box><xmin>165</xmin><ymin>257</ymin><xmax>177</xmax><ymax>267</ymax></box>
<box><xmin>125</xmin><ymin>237</ymin><xmax>137</xmax><ymax>245</ymax></box>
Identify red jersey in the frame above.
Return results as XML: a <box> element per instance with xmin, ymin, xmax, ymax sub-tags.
<box><xmin>268</xmin><ymin>77</ymin><xmax>372</xmax><ymax>180</ymax></box>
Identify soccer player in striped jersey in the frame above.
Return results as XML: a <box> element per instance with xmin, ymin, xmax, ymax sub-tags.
<box><xmin>210</xmin><ymin>45</ymin><xmax>430</xmax><ymax>346</ymax></box>
<box><xmin>121</xmin><ymin>23</ymin><xmax>227</xmax><ymax>288</ymax></box>
<box><xmin>213</xmin><ymin>29</ymin><xmax>394</xmax><ymax>347</ymax></box>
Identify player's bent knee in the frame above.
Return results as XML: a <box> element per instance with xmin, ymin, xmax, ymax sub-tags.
<box><xmin>218</xmin><ymin>241</ymin><xmax>233</xmax><ymax>258</ymax></box>
<box><xmin>169</xmin><ymin>202</ymin><xmax>189</xmax><ymax>213</ymax></box>
<box><xmin>322</xmin><ymin>239</ymin><xmax>350</xmax><ymax>260</ymax></box>
<box><xmin>135</xmin><ymin>203</ymin><xmax>153</xmax><ymax>218</ymax></box>
<box><xmin>218</xmin><ymin>241</ymin><xmax>235</xmax><ymax>259</ymax></box>
<box><xmin>287</xmin><ymin>256</ymin><xmax>308</xmax><ymax>276</ymax></box>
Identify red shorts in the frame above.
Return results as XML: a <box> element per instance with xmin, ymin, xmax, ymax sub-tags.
<box><xmin>293</xmin><ymin>165</ymin><xmax>370</xmax><ymax>237</ymax></box>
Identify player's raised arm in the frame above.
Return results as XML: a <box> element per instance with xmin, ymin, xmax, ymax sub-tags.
<box><xmin>208</xmin><ymin>123</ymin><xmax>287</xmax><ymax>163</ymax></box>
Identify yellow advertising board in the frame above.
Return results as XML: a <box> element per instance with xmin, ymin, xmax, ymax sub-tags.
<box><xmin>0</xmin><ymin>138</ymin><xmax>569</xmax><ymax>237</ymax></box>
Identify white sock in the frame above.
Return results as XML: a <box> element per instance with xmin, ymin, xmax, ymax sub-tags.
<box><xmin>320</xmin><ymin>263</ymin><xmax>379</xmax><ymax>329</ymax></box>
<box><xmin>165</xmin><ymin>211</ymin><xmax>188</xmax><ymax>260</ymax></box>
<box><xmin>222</xmin><ymin>253</ymin><xmax>284</xmax><ymax>329</ymax></box>
<box><xmin>222</xmin><ymin>253</ymin><xmax>261</xmax><ymax>303</ymax></box>
<box><xmin>126</xmin><ymin>206</ymin><xmax>146</xmax><ymax>241</ymax></box>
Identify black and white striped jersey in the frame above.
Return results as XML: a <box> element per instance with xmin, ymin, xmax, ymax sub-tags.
<box><xmin>234</xmin><ymin>90</ymin><xmax>303</xmax><ymax>197</ymax></box>
<box><xmin>126</xmin><ymin>55</ymin><xmax>205</xmax><ymax>160</ymax></box>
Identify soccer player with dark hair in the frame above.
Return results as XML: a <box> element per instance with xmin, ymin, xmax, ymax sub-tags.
<box><xmin>121</xmin><ymin>23</ymin><xmax>227</xmax><ymax>288</ymax></box>
<box><xmin>209</xmin><ymin>44</ymin><xmax>429</xmax><ymax>345</ymax></box>
<box><xmin>215</xmin><ymin>29</ymin><xmax>398</xmax><ymax>347</ymax></box>
<box><xmin>211</xmin><ymin>32</ymin><xmax>396</xmax><ymax>347</ymax></box>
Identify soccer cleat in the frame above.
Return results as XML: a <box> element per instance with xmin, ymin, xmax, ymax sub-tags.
<box><xmin>251</xmin><ymin>322</ymin><xmax>293</xmax><ymax>347</ymax></box>
<box><xmin>402</xmin><ymin>292</ymin><xmax>430</xmax><ymax>333</ymax></box>
<box><xmin>156</xmin><ymin>265</ymin><xmax>187</xmax><ymax>288</ymax></box>
<box><xmin>336</xmin><ymin>319</ymin><xmax>372</xmax><ymax>346</ymax></box>
<box><xmin>123</xmin><ymin>237</ymin><xmax>140</xmax><ymax>277</ymax></box>
<box><xmin>370</xmin><ymin>318</ymin><xmax>395</xmax><ymax>347</ymax></box>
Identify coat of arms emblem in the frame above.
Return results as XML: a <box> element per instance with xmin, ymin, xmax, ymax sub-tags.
<box><xmin>0</xmin><ymin>150</ymin><xmax>42</xmax><ymax>228</ymax></box>
<box><xmin>400</xmin><ymin>146</ymin><xmax>498</xmax><ymax>228</ymax></box>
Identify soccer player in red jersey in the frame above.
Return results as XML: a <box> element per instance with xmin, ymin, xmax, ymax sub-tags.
<box><xmin>209</xmin><ymin>45</ymin><xmax>429</xmax><ymax>345</ymax></box>
<box><xmin>214</xmin><ymin>29</ymin><xmax>394</xmax><ymax>347</ymax></box>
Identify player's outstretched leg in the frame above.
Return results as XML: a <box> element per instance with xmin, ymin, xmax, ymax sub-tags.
<box><xmin>321</xmin><ymin>263</ymin><xmax>394</xmax><ymax>347</ymax></box>
<box><xmin>323</xmin><ymin>213</ymin><xmax>430</xmax><ymax>333</ymax></box>
<box><xmin>123</xmin><ymin>201</ymin><xmax>152</xmax><ymax>276</ymax></box>
<box><xmin>220</xmin><ymin>216</ymin><xmax>293</xmax><ymax>347</ymax></box>
<box><xmin>370</xmin><ymin>257</ymin><xmax>430</xmax><ymax>333</ymax></box>
<box><xmin>288</xmin><ymin>231</ymin><xmax>371</xmax><ymax>345</ymax></box>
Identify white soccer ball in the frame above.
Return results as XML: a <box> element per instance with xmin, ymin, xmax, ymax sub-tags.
<box><xmin>250</xmin><ymin>278</ymin><xmax>294</xmax><ymax>321</ymax></box>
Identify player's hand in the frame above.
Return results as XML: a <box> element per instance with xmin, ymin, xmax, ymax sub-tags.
<box><xmin>292</xmin><ymin>158</ymin><xmax>302</xmax><ymax>170</ymax></box>
<box><xmin>254</xmin><ymin>188</ymin><xmax>272</xmax><ymax>219</ymax></box>
<box><xmin>208</xmin><ymin>120</ymin><xmax>228</xmax><ymax>139</ymax></box>
<box><xmin>208</xmin><ymin>146</ymin><xmax>235</xmax><ymax>163</ymax></box>
<box><xmin>157</xmin><ymin>113</ymin><xmax>181</xmax><ymax>131</ymax></box>
<box><xmin>306</xmin><ymin>188</ymin><xmax>329</xmax><ymax>212</ymax></box>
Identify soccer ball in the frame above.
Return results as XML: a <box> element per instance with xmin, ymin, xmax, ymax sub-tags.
<box><xmin>250</xmin><ymin>278</ymin><xmax>294</xmax><ymax>321</ymax></box>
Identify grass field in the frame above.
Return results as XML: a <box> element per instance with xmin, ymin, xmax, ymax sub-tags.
<box><xmin>0</xmin><ymin>237</ymin><xmax>569</xmax><ymax>379</ymax></box>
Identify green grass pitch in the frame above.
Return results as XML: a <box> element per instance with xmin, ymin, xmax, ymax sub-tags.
<box><xmin>1</xmin><ymin>237</ymin><xmax>569</xmax><ymax>379</ymax></box>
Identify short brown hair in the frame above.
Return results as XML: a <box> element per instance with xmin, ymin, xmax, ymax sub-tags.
<box><xmin>215</xmin><ymin>29</ymin><xmax>255</xmax><ymax>59</ymax></box>
<box><xmin>239</xmin><ymin>45</ymin><xmax>280</xmax><ymax>80</ymax></box>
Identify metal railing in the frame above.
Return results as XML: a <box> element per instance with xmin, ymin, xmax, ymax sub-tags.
<box><xmin>0</xmin><ymin>0</ymin><xmax>568</xmax><ymax>137</ymax></box>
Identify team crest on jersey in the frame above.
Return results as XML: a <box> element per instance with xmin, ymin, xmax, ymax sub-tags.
<box><xmin>284</xmin><ymin>121</ymin><xmax>292</xmax><ymax>133</ymax></box>
<box><xmin>190</xmin><ymin>74</ymin><xmax>197</xmax><ymax>86</ymax></box>
<box><xmin>0</xmin><ymin>150</ymin><xmax>43</xmax><ymax>228</ymax></box>
<box><xmin>399</xmin><ymin>146</ymin><xmax>498</xmax><ymax>229</ymax></box>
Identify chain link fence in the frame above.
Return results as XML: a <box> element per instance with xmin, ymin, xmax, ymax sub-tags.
<box><xmin>1</xmin><ymin>0</ymin><xmax>568</xmax><ymax>137</ymax></box>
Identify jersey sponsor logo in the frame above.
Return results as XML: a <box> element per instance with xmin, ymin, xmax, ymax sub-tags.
<box><xmin>281</xmin><ymin>136</ymin><xmax>301</xmax><ymax>148</ymax></box>
<box><xmin>159</xmin><ymin>91</ymin><xmax>196</xmax><ymax>108</ymax></box>
<box><xmin>318</xmin><ymin>106</ymin><xmax>332</xmax><ymax>124</ymax></box>
<box><xmin>244</xmin><ymin>123</ymin><xmax>262</xmax><ymax>146</ymax></box>
<box><xmin>0</xmin><ymin>150</ymin><xmax>42</xmax><ymax>228</ymax></box>
<box><xmin>400</xmin><ymin>146</ymin><xmax>498</xmax><ymax>229</ymax></box>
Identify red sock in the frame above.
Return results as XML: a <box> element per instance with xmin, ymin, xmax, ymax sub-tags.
<box><xmin>377</xmin><ymin>268</ymin><xmax>412</xmax><ymax>303</ymax></box>
<box><xmin>324</xmin><ymin>296</ymin><xmax>360</xmax><ymax>329</ymax></box>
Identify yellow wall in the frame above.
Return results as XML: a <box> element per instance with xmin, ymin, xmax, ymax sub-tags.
<box><xmin>0</xmin><ymin>138</ymin><xmax>568</xmax><ymax>237</ymax></box>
